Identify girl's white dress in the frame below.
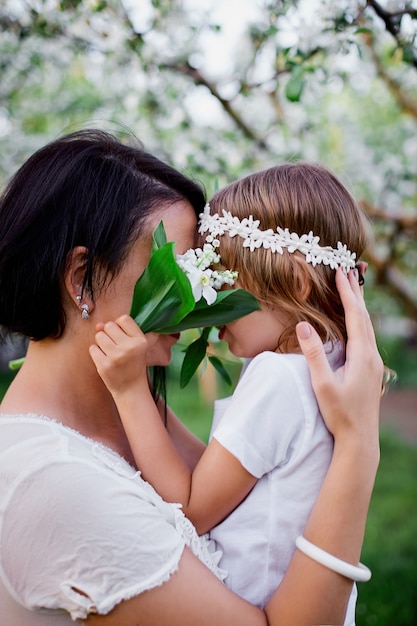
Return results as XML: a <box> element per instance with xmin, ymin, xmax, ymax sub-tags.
<box><xmin>209</xmin><ymin>345</ymin><xmax>357</xmax><ymax>625</ymax></box>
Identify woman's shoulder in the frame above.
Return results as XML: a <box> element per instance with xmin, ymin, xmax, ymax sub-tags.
<box><xmin>0</xmin><ymin>413</ymin><xmax>226</xmax><ymax>621</ymax></box>
<box><xmin>0</xmin><ymin>412</ymin><xmax>141</xmax><ymax>506</ymax></box>
<box><xmin>0</xmin><ymin>412</ymin><xmax>129</xmax><ymax>468</ymax></box>
<box><xmin>0</xmin><ymin>412</ymin><xmax>182</xmax><ymax>564</ymax></box>
<box><xmin>0</xmin><ymin>413</ymin><xmax>186</xmax><ymax>621</ymax></box>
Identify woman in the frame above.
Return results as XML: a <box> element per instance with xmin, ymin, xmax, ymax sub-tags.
<box><xmin>0</xmin><ymin>129</ymin><xmax>383</xmax><ymax>625</ymax></box>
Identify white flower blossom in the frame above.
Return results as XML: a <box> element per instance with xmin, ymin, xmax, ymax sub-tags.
<box><xmin>185</xmin><ymin>267</ymin><xmax>217</xmax><ymax>305</ymax></box>
<box><xmin>176</xmin><ymin>241</ymin><xmax>238</xmax><ymax>306</ymax></box>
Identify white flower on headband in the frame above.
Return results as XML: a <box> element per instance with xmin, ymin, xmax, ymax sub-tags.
<box><xmin>176</xmin><ymin>243</ymin><xmax>238</xmax><ymax>305</ymax></box>
<box><xmin>198</xmin><ymin>203</ymin><xmax>357</xmax><ymax>271</ymax></box>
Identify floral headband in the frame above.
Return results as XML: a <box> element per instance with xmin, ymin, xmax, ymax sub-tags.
<box><xmin>198</xmin><ymin>203</ymin><xmax>357</xmax><ymax>271</ymax></box>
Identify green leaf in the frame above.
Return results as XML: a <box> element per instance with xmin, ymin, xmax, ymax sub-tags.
<box><xmin>208</xmin><ymin>355</ymin><xmax>232</xmax><ymax>386</ymax></box>
<box><xmin>285</xmin><ymin>74</ymin><xmax>305</xmax><ymax>102</ymax></box>
<box><xmin>354</xmin><ymin>27</ymin><xmax>373</xmax><ymax>35</ymax></box>
<box><xmin>8</xmin><ymin>357</ymin><xmax>25</xmax><ymax>371</ymax></box>
<box><xmin>130</xmin><ymin>242</ymin><xmax>195</xmax><ymax>333</ymax></box>
<box><xmin>160</xmin><ymin>289</ymin><xmax>260</xmax><ymax>334</ymax></box>
<box><xmin>403</xmin><ymin>45</ymin><xmax>415</xmax><ymax>65</ymax></box>
<box><xmin>180</xmin><ymin>330</ymin><xmax>210</xmax><ymax>388</ymax></box>
<box><xmin>152</xmin><ymin>220</ymin><xmax>167</xmax><ymax>251</ymax></box>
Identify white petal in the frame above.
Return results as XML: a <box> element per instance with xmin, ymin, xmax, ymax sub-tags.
<box><xmin>203</xmin><ymin>285</ymin><xmax>217</xmax><ymax>305</ymax></box>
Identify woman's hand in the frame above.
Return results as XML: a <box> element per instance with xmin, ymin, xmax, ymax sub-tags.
<box><xmin>89</xmin><ymin>314</ymin><xmax>149</xmax><ymax>397</ymax></box>
<box><xmin>296</xmin><ymin>267</ymin><xmax>384</xmax><ymax>443</ymax></box>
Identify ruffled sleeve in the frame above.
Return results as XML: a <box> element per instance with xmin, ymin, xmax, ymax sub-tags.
<box><xmin>0</xmin><ymin>420</ymin><xmax>224</xmax><ymax>620</ymax></box>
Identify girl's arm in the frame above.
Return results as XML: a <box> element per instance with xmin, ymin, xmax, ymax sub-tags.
<box><xmin>85</xmin><ymin>268</ymin><xmax>383</xmax><ymax>626</ymax></box>
<box><xmin>90</xmin><ymin>325</ymin><xmax>256</xmax><ymax>534</ymax></box>
<box><xmin>162</xmin><ymin>402</ymin><xmax>206</xmax><ymax>471</ymax></box>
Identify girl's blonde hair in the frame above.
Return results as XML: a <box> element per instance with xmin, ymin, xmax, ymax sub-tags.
<box><xmin>209</xmin><ymin>162</ymin><xmax>372</xmax><ymax>352</ymax></box>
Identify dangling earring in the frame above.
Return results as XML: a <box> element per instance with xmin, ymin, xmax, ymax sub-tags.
<box><xmin>81</xmin><ymin>304</ymin><xmax>90</xmax><ymax>320</ymax></box>
<box><xmin>76</xmin><ymin>295</ymin><xmax>90</xmax><ymax>320</ymax></box>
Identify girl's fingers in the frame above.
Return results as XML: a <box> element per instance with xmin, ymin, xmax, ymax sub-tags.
<box><xmin>94</xmin><ymin>329</ymin><xmax>119</xmax><ymax>355</ymax></box>
<box><xmin>89</xmin><ymin>343</ymin><xmax>108</xmax><ymax>370</ymax></box>
<box><xmin>114</xmin><ymin>314</ymin><xmax>143</xmax><ymax>336</ymax></box>
<box><xmin>93</xmin><ymin>316</ymin><xmax>144</xmax><ymax>354</ymax></box>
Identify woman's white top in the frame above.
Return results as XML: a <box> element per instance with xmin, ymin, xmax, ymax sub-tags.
<box><xmin>209</xmin><ymin>346</ymin><xmax>357</xmax><ymax>625</ymax></box>
<box><xmin>0</xmin><ymin>414</ymin><xmax>225</xmax><ymax>624</ymax></box>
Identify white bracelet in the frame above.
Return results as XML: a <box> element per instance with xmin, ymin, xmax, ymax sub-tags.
<box><xmin>295</xmin><ymin>536</ymin><xmax>372</xmax><ymax>582</ymax></box>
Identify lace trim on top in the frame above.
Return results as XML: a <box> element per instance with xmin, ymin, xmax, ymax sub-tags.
<box><xmin>0</xmin><ymin>412</ymin><xmax>227</xmax><ymax>583</ymax></box>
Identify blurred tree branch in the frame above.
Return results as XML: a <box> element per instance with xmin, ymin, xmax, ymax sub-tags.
<box><xmin>362</xmin><ymin>201</ymin><xmax>417</xmax><ymax>228</ymax></box>
<box><xmin>0</xmin><ymin>0</ymin><xmax>416</xmax><ymax>334</ymax></box>
<box><xmin>361</xmin><ymin>25</ymin><xmax>417</xmax><ymax>118</ymax></box>
<box><xmin>362</xmin><ymin>199</ymin><xmax>417</xmax><ymax>321</ymax></box>
<box><xmin>159</xmin><ymin>61</ymin><xmax>269</xmax><ymax>150</ymax></box>
<box><xmin>366</xmin><ymin>0</ymin><xmax>417</xmax><ymax>69</ymax></box>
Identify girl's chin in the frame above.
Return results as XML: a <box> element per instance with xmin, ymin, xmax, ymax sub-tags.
<box><xmin>146</xmin><ymin>334</ymin><xmax>180</xmax><ymax>366</ymax></box>
<box><xmin>147</xmin><ymin>351</ymin><xmax>173</xmax><ymax>367</ymax></box>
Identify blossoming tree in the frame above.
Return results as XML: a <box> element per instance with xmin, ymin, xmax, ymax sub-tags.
<box><xmin>0</xmin><ymin>0</ymin><xmax>416</xmax><ymax>338</ymax></box>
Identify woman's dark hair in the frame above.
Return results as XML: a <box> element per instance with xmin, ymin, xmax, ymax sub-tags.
<box><xmin>0</xmin><ymin>129</ymin><xmax>206</xmax><ymax>341</ymax></box>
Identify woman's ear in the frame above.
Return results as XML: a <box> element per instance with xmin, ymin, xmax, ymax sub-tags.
<box><xmin>64</xmin><ymin>246</ymin><xmax>94</xmax><ymax>313</ymax></box>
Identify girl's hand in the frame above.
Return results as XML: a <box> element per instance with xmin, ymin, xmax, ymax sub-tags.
<box><xmin>89</xmin><ymin>314</ymin><xmax>149</xmax><ymax>397</ymax></box>
<box><xmin>296</xmin><ymin>268</ymin><xmax>384</xmax><ymax>443</ymax></box>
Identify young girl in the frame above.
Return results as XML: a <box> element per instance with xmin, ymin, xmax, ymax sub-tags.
<box><xmin>91</xmin><ymin>162</ymin><xmax>373</xmax><ymax>625</ymax></box>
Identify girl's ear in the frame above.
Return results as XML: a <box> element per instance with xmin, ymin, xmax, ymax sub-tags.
<box><xmin>64</xmin><ymin>246</ymin><xmax>94</xmax><ymax>312</ymax></box>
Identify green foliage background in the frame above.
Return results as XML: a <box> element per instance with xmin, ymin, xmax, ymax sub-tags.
<box><xmin>0</xmin><ymin>1</ymin><xmax>416</xmax><ymax>623</ymax></box>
